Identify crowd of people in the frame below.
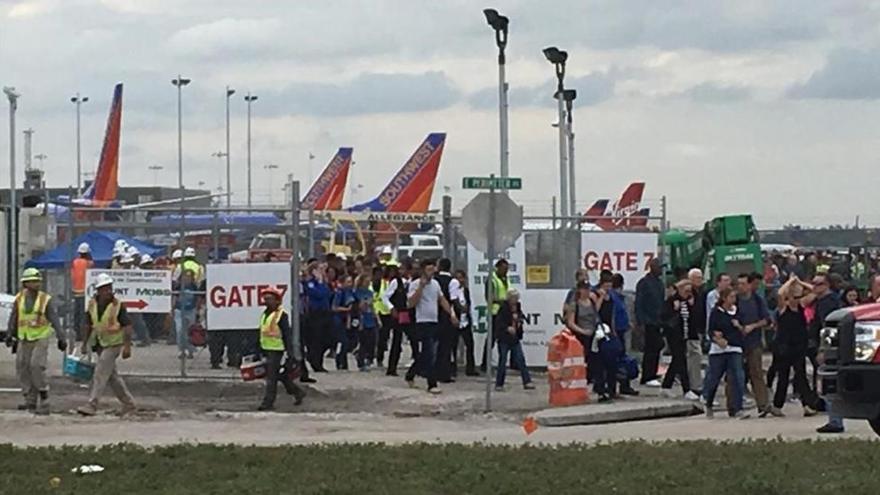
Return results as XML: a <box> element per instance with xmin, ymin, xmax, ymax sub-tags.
<box><xmin>631</xmin><ymin>251</ymin><xmax>880</xmax><ymax>432</ymax></box>
<box><xmin>9</xmin><ymin>237</ymin><xmax>878</xmax><ymax>422</ymax></box>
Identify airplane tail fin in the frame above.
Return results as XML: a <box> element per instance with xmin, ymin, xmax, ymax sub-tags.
<box><xmin>301</xmin><ymin>148</ymin><xmax>353</xmax><ymax>211</ymax></box>
<box><xmin>611</xmin><ymin>182</ymin><xmax>645</xmax><ymax>214</ymax></box>
<box><xmin>583</xmin><ymin>199</ymin><xmax>609</xmax><ymax>222</ymax></box>
<box><xmin>350</xmin><ymin>133</ymin><xmax>446</xmax><ymax>213</ymax></box>
<box><xmin>82</xmin><ymin>83</ymin><xmax>122</xmax><ymax>202</ymax></box>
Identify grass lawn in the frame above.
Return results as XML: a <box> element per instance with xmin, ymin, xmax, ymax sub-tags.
<box><xmin>2</xmin><ymin>440</ymin><xmax>878</xmax><ymax>495</ymax></box>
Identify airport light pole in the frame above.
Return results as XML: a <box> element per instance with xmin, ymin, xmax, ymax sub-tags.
<box><xmin>172</xmin><ymin>75</ymin><xmax>192</xmax><ymax>191</ymax></box>
<box><xmin>264</xmin><ymin>163</ymin><xmax>279</xmax><ymax>204</ymax></box>
<box><xmin>483</xmin><ymin>8</ymin><xmax>510</xmax><ymax>185</ymax></box>
<box><xmin>225</xmin><ymin>86</ymin><xmax>235</xmax><ymax>206</ymax></box>
<box><xmin>244</xmin><ymin>92</ymin><xmax>258</xmax><ymax>207</ymax></box>
<box><xmin>4</xmin><ymin>86</ymin><xmax>20</xmax><ymax>287</ymax></box>
<box><xmin>148</xmin><ymin>164</ymin><xmax>164</xmax><ymax>185</ymax></box>
<box><xmin>562</xmin><ymin>89</ymin><xmax>577</xmax><ymax>220</ymax></box>
<box><xmin>543</xmin><ymin>46</ymin><xmax>569</xmax><ymax>219</ymax></box>
<box><xmin>70</xmin><ymin>93</ymin><xmax>89</xmax><ymax>195</ymax></box>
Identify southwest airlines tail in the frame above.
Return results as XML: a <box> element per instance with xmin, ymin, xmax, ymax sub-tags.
<box><xmin>81</xmin><ymin>83</ymin><xmax>122</xmax><ymax>205</ymax></box>
<box><xmin>583</xmin><ymin>199</ymin><xmax>609</xmax><ymax>222</ymax></box>
<box><xmin>301</xmin><ymin>148</ymin><xmax>352</xmax><ymax>211</ymax></box>
<box><xmin>350</xmin><ymin>133</ymin><xmax>446</xmax><ymax>213</ymax></box>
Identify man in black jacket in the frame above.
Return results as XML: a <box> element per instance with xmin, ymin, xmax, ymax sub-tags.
<box><xmin>636</xmin><ymin>258</ymin><xmax>665</xmax><ymax>386</ymax></box>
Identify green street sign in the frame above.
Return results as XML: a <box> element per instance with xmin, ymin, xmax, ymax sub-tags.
<box><xmin>461</xmin><ymin>176</ymin><xmax>522</xmax><ymax>190</ymax></box>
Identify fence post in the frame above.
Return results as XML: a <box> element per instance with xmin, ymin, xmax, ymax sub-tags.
<box><xmin>65</xmin><ymin>187</ymin><xmax>74</xmax><ymax>349</ymax></box>
<box><xmin>212</xmin><ymin>210</ymin><xmax>219</xmax><ymax>263</ymax></box>
<box><xmin>442</xmin><ymin>194</ymin><xmax>452</xmax><ymax>259</ymax></box>
<box><xmin>307</xmin><ymin>206</ymin><xmax>314</xmax><ymax>259</ymax></box>
<box><xmin>290</xmin><ymin>180</ymin><xmax>302</xmax><ymax>361</ymax></box>
<box><xmin>660</xmin><ymin>195</ymin><xmax>668</xmax><ymax>266</ymax></box>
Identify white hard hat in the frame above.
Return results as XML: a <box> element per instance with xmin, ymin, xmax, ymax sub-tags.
<box><xmin>112</xmin><ymin>247</ymin><xmax>125</xmax><ymax>257</ymax></box>
<box><xmin>120</xmin><ymin>253</ymin><xmax>135</xmax><ymax>264</ymax></box>
<box><xmin>95</xmin><ymin>273</ymin><xmax>114</xmax><ymax>289</ymax></box>
<box><xmin>114</xmin><ymin>239</ymin><xmax>128</xmax><ymax>249</ymax></box>
<box><xmin>381</xmin><ymin>246</ymin><xmax>393</xmax><ymax>255</ymax></box>
<box><xmin>140</xmin><ymin>254</ymin><xmax>154</xmax><ymax>265</ymax></box>
<box><xmin>337</xmin><ymin>252</ymin><xmax>347</xmax><ymax>261</ymax></box>
<box><xmin>127</xmin><ymin>245</ymin><xmax>140</xmax><ymax>256</ymax></box>
<box><xmin>184</xmin><ymin>247</ymin><xmax>196</xmax><ymax>257</ymax></box>
<box><xmin>171</xmin><ymin>249</ymin><xmax>183</xmax><ymax>260</ymax></box>
<box><xmin>77</xmin><ymin>242</ymin><xmax>91</xmax><ymax>254</ymax></box>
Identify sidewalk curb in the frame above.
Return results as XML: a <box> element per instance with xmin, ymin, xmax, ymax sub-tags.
<box><xmin>533</xmin><ymin>400</ymin><xmax>699</xmax><ymax>427</ymax></box>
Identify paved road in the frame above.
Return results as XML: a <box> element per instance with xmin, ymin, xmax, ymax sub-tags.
<box><xmin>1</xmin><ymin>402</ymin><xmax>874</xmax><ymax>447</ymax></box>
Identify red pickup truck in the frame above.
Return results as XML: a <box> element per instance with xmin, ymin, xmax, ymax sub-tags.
<box><xmin>819</xmin><ymin>303</ymin><xmax>880</xmax><ymax>437</ymax></box>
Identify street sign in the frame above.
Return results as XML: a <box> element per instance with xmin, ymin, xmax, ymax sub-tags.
<box><xmin>461</xmin><ymin>192</ymin><xmax>523</xmax><ymax>253</ymax></box>
<box><xmin>85</xmin><ymin>269</ymin><xmax>172</xmax><ymax>313</ymax></box>
<box><xmin>462</xmin><ymin>176</ymin><xmax>522</xmax><ymax>190</ymax></box>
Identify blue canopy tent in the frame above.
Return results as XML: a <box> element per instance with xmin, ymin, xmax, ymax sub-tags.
<box><xmin>25</xmin><ymin>231</ymin><xmax>165</xmax><ymax>269</ymax></box>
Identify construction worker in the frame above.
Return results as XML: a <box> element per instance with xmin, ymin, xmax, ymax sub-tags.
<box><xmin>378</xmin><ymin>245</ymin><xmax>399</xmax><ymax>267</ymax></box>
<box><xmin>77</xmin><ymin>273</ymin><xmax>136</xmax><ymax>416</ymax></box>
<box><xmin>181</xmin><ymin>247</ymin><xmax>204</xmax><ymax>282</ymax></box>
<box><xmin>4</xmin><ymin>268</ymin><xmax>66</xmax><ymax>414</ymax></box>
<box><xmin>258</xmin><ymin>288</ymin><xmax>306</xmax><ymax>410</ymax></box>
<box><xmin>170</xmin><ymin>248</ymin><xmax>184</xmax><ymax>277</ymax></box>
<box><xmin>480</xmin><ymin>259</ymin><xmax>510</xmax><ymax>372</ymax></box>
<box><xmin>72</xmin><ymin>242</ymin><xmax>94</xmax><ymax>341</ymax></box>
<box><xmin>126</xmin><ymin>245</ymin><xmax>141</xmax><ymax>266</ymax></box>
<box><xmin>373</xmin><ymin>265</ymin><xmax>393</xmax><ymax>367</ymax></box>
<box><xmin>111</xmin><ymin>244</ymin><xmax>126</xmax><ymax>269</ymax></box>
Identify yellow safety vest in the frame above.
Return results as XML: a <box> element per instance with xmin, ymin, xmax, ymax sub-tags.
<box><xmin>182</xmin><ymin>259</ymin><xmax>203</xmax><ymax>281</ymax></box>
<box><xmin>16</xmin><ymin>291</ymin><xmax>52</xmax><ymax>341</ymax></box>
<box><xmin>260</xmin><ymin>308</ymin><xmax>285</xmax><ymax>352</ymax></box>
<box><xmin>380</xmin><ymin>258</ymin><xmax>400</xmax><ymax>267</ymax></box>
<box><xmin>490</xmin><ymin>273</ymin><xmax>508</xmax><ymax>316</ymax></box>
<box><xmin>373</xmin><ymin>279</ymin><xmax>391</xmax><ymax>316</ymax></box>
<box><xmin>89</xmin><ymin>298</ymin><xmax>123</xmax><ymax>348</ymax></box>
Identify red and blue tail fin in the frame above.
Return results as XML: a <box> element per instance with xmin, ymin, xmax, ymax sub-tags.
<box><xmin>82</xmin><ymin>83</ymin><xmax>122</xmax><ymax>204</ymax></box>
<box><xmin>301</xmin><ymin>148</ymin><xmax>352</xmax><ymax>211</ymax></box>
<box><xmin>350</xmin><ymin>133</ymin><xmax>446</xmax><ymax>213</ymax></box>
<box><xmin>583</xmin><ymin>199</ymin><xmax>609</xmax><ymax>222</ymax></box>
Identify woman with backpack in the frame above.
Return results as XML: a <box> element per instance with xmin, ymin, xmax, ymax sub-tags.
<box><xmin>493</xmin><ymin>289</ymin><xmax>535</xmax><ymax>391</ymax></box>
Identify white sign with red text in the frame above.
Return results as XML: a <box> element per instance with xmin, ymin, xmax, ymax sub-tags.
<box><xmin>85</xmin><ymin>269</ymin><xmax>172</xmax><ymax>313</ymax></box>
<box><xmin>206</xmin><ymin>263</ymin><xmax>291</xmax><ymax>330</ymax></box>
<box><xmin>581</xmin><ymin>232</ymin><xmax>658</xmax><ymax>290</ymax></box>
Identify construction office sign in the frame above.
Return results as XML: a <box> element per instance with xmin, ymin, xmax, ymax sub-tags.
<box><xmin>85</xmin><ymin>269</ymin><xmax>173</xmax><ymax>313</ymax></box>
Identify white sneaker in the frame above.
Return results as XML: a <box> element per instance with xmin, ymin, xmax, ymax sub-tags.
<box><xmin>684</xmin><ymin>391</ymin><xmax>700</xmax><ymax>401</ymax></box>
<box><xmin>643</xmin><ymin>379</ymin><xmax>662</xmax><ymax>387</ymax></box>
<box><xmin>743</xmin><ymin>397</ymin><xmax>756</xmax><ymax>409</ymax></box>
<box><xmin>427</xmin><ymin>387</ymin><xmax>442</xmax><ymax>395</ymax></box>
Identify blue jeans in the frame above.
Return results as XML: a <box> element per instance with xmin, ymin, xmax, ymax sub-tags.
<box><xmin>703</xmin><ymin>352</ymin><xmax>745</xmax><ymax>414</ymax></box>
<box><xmin>826</xmin><ymin>399</ymin><xmax>845</xmax><ymax>429</ymax></box>
<box><xmin>332</xmin><ymin>323</ymin><xmax>349</xmax><ymax>370</ymax></box>
<box><xmin>175</xmin><ymin>308</ymin><xmax>196</xmax><ymax>354</ymax></box>
<box><xmin>496</xmin><ymin>340</ymin><xmax>531</xmax><ymax>387</ymax></box>
<box><xmin>405</xmin><ymin>323</ymin><xmax>438</xmax><ymax>388</ymax></box>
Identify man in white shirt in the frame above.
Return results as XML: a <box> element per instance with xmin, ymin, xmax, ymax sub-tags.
<box><xmin>405</xmin><ymin>259</ymin><xmax>458</xmax><ymax>394</ymax></box>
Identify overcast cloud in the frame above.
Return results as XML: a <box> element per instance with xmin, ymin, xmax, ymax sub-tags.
<box><xmin>3</xmin><ymin>0</ymin><xmax>880</xmax><ymax>226</ymax></box>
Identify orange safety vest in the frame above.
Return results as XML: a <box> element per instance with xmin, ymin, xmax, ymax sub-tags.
<box><xmin>546</xmin><ymin>329</ymin><xmax>589</xmax><ymax>407</ymax></box>
<box><xmin>71</xmin><ymin>258</ymin><xmax>94</xmax><ymax>295</ymax></box>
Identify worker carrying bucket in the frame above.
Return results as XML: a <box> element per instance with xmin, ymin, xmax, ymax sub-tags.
<box><xmin>77</xmin><ymin>273</ymin><xmax>137</xmax><ymax>416</ymax></box>
<box><xmin>257</xmin><ymin>288</ymin><xmax>306</xmax><ymax>411</ymax></box>
<box><xmin>5</xmin><ymin>268</ymin><xmax>66</xmax><ymax>414</ymax></box>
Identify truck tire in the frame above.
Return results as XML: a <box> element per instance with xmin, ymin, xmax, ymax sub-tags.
<box><xmin>870</xmin><ymin>416</ymin><xmax>880</xmax><ymax>438</ymax></box>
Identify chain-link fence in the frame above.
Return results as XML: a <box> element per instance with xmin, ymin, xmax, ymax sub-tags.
<box><xmin>2</xmin><ymin>194</ymin><xmax>667</xmax><ymax>384</ymax></box>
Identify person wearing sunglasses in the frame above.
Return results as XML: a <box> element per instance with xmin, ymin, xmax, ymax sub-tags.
<box><xmin>773</xmin><ymin>275</ymin><xmax>820</xmax><ymax>417</ymax></box>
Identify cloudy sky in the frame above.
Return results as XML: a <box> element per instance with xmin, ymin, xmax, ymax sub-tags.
<box><xmin>2</xmin><ymin>0</ymin><xmax>880</xmax><ymax>227</ymax></box>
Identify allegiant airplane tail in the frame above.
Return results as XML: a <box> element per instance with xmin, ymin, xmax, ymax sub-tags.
<box><xmin>81</xmin><ymin>83</ymin><xmax>122</xmax><ymax>205</ymax></box>
<box><xmin>301</xmin><ymin>148</ymin><xmax>352</xmax><ymax>211</ymax></box>
<box><xmin>350</xmin><ymin>133</ymin><xmax>446</xmax><ymax>213</ymax></box>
